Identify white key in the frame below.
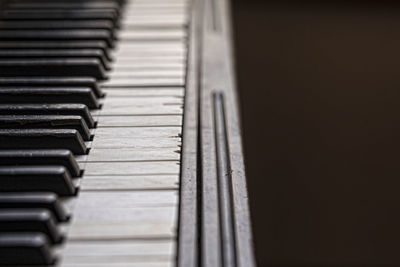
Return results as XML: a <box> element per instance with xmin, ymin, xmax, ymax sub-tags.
<box><xmin>84</xmin><ymin>161</ymin><xmax>180</xmax><ymax>176</ymax></box>
<box><xmin>97</xmin><ymin>116</ymin><xmax>182</xmax><ymax>127</ymax></box>
<box><xmin>80</xmin><ymin>175</ymin><xmax>179</xmax><ymax>190</ymax></box>
<box><xmin>102</xmin><ymin>88</ymin><xmax>184</xmax><ymax>97</ymax></box>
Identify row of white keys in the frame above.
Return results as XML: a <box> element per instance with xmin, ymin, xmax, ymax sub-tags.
<box><xmin>59</xmin><ymin>0</ymin><xmax>189</xmax><ymax>266</ymax></box>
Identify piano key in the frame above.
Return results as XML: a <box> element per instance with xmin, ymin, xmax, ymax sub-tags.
<box><xmin>78</xmin><ymin>147</ymin><xmax>179</xmax><ymax>162</ymax></box>
<box><xmin>80</xmin><ymin>175</ymin><xmax>179</xmax><ymax>191</ymax></box>
<box><xmin>123</xmin><ymin>14</ymin><xmax>187</xmax><ymax>20</ymax></box>
<box><xmin>110</xmin><ymin>55</ymin><xmax>185</xmax><ymax>61</ymax></box>
<box><xmin>62</xmin><ymin>240</ymin><xmax>174</xmax><ymax>262</ymax></box>
<box><xmin>0</xmin><ymin>29</ymin><xmax>114</xmax><ymax>47</ymax></box>
<box><xmin>122</xmin><ymin>20</ymin><xmax>187</xmax><ymax>28</ymax></box>
<box><xmin>113</xmin><ymin>48</ymin><xmax>185</xmax><ymax>57</ymax></box>
<box><xmin>0</xmin><ymin>129</ymin><xmax>89</xmax><ymax>155</ymax></box>
<box><xmin>126</xmin><ymin>0</ymin><xmax>190</xmax><ymax>5</ymax></box>
<box><xmin>102</xmin><ymin>88</ymin><xmax>184</xmax><ymax>97</ymax></box>
<box><xmin>94</xmin><ymin>127</ymin><xmax>181</xmax><ymax>138</ymax></box>
<box><xmin>0</xmin><ymin>104</ymin><xmax>96</xmax><ymax>128</ymax></box>
<box><xmin>91</xmin><ymin>137</ymin><xmax>181</xmax><ymax>149</ymax></box>
<box><xmin>3</xmin><ymin>5</ymin><xmax>119</xmax><ymax>12</ymax></box>
<box><xmin>0</xmin><ymin>115</ymin><xmax>92</xmax><ymax>141</ymax></box>
<box><xmin>0</xmin><ymin>192</ymin><xmax>70</xmax><ymax>222</ymax></box>
<box><xmin>112</xmin><ymin>63</ymin><xmax>185</xmax><ymax>70</ymax></box>
<box><xmin>67</xmin><ymin>190</ymin><xmax>178</xmax><ymax>240</ymax></box>
<box><xmin>0</xmin><ymin>59</ymin><xmax>107</xmax><ymax>80</ymax></box>
<box><xmin>0</xmin><ymin>87</ymin><xmax>101</xmax><ymax>109</ymax></box>
<box><xmin>124</xmin><ymin>7</ymin><xmax>187</xmax><ymax>14</ymax></box>
<box><xmin>62</xmin><ymin>262</ymin><xmax>173</xmax><ymax>267</ymax></box>
<box><xmin>8</xmin><ymin>0</ymin><xmax>121</xmax><ymax>3</ymax></box>
<box><xmin>102</xmin><ymin>77</ymin><xmax>185</xmax><ymax>87</ymax></box>
<box><xmin>116</xmin><ymin>41</ymin><xmax>186</xmax><ymax>50</ymax></box>
<box><xmin>0</xmin><ymin>233</ymin><xmax>55</xmax><ymax>265</ymax></box>
<box><xmin>0</xmin><ymin>209</ymin><xmax>62</xmax><ymax>243</ymax></box>
<box><xmin>0</xmin><ymin>165</ymin><xmax>77</xmax><ymax>196</ymax></box>
<box><xmin>0</xmin><ymin>49</ymin><xmax>111</xmax><ymax>70</ymax></box>
<box><xmin>7</xmin><ymin>2</ymin><xmax>121</xmax><ymax>10</ymax></box>
<box><xmin>73</xmin><ymin>190</ymin><xmax>178</xmax><ymax>207</ymax></box>
<box><xmin>96</xmin><ymin>97</ymin><xmax>182</xmax><ymax>115</ymax></box>
<box><xmin>61</xmin><ymin>249</ymin><xmax>174</xmax><ymax>266</ymax></box>
<box><xmin>0</xmin><ymin>41</ymin><xmax>112</xmax><ymax>61</ymax></box>
<box><xmin>0</xmin><ymin>149</ymin><xmax>81</xmax><ymax>177</ymax></box>
<box><xmin>96</xmin><ymin>106</ymin><xmax>182</xmax><ymax>116</ymax></box>
<box><xmin>124</xmin><ymin>10</ymin><xmax>184</xmax><ymax>14</ymax></box>
<box><xmin>124</xmin><ymin>13</ymin><xmax>186</xmax><ymax>19</ymax></box>
<box><xmin>0</xmin><ymin>20</ymin><xmax>115</xmax><ymax>32</ymax></box>
<box><xmin>114</xmin><ymin>42</ymin><xmax>184</xmax><ymax>51</ymax></box>
<box><xmin>123</xmin><ymin>20</ymin><xmax>187</xmax><ymax>28</ymax></box>
<box><xmin>108</xmin><ymin>75</ymin><xmax>185</xmax><ymax>82</ymax></box>
<box><xmin>0</xmin><ymin>10</ymin><xmax>118</xmax><ymax>26</ymax></box>
<box><xmin>68</xmin><ymin>207</ymin><xmax>176</xmax><ymax>240</ymax></box>
<box><xmin>127</xmin><ymin>1</ymin><xmax>187</xmax><ymax>5</ymax></box>
<box><xmin>84</xmin><ymin>161</ymin><xmax>179</xmax><ymax>176</ymax></box>
<box><xmin>97</xmin><ymin>115</ymin><xmax>182</xmax><ymax>127</ymax></box>
<box><xmin>0</xmin><ymin>77</ymin><xmax>104</xmax><ymax>98</ymax></box>
<box><xmin>111</xmin><ymin>58</ymin><xmax>185</xmax><ymax>65</ymax></box>
<box><xmin>109</xmin><ymin>69</ymin><xmax>185</xmax><ymax>79</ymax></box>
<box><xmin>118</xmin><ymin>30</ymin><xmax>186</xmax><ymax>41</ymax></box>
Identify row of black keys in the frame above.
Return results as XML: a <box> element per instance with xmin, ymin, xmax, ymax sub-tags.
<box><xmin>0</xmin><ymin>0</ymin><xmax>124</xmax><ymax>265</ymax></box>
<box><xmin>0</xmin><ymin>0</ymin><xmax>118</xmax><ymax>79</ymax></box>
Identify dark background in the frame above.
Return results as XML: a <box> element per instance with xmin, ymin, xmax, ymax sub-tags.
<box><xmin>231</xmin><ymin>1</ymin><xmax>400</xmax><ymax>266</ymax></box>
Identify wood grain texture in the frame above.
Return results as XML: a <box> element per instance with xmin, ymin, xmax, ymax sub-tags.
<box><xmin>178</xmin><ymin>0</ymin><xmax>256</xmax><ymax>266</ymax></box>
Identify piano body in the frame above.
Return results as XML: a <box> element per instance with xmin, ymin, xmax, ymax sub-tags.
<box><xmin>0</xmin><ymin>0</ymin><xmax>255</xmax><ymax>266</ymax></box>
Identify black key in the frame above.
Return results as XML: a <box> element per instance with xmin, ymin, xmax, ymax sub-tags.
<box><xmin>0</xmin><ymin>41</ymin><xmax>112</xmax><ymax>61</ymax></box>
<box><xmin>0</xmin><ymin>87</ymin><xmax>101</xmax><ymax>109</ymax></box>
<box><xmin>0</xmin><ymin>192</ymin><xmax>69</xmax><ymax>222</ymax></box>
<box><xmin>9</xmin><ymin>0</ymin><xmax>125</xmax><ymax>4</ymax></box>
<box><xmin>2</xmin><ymin>7</ymin><xmax>118</xmax><ymax>14</ymax></box>
<box><xmin>0</xmin><ymin>77</ymin><xmax>104</xmax><ymax>98</ymax></box>
<box><xmin>6</xmin><ymin>6</ymin><xmax>121</xmax><ymax>18</ymax></box>
<box><xmin>0</xmin><ymin>129</ymin><xmax>89</xmax><ymax>155</ymax></box>
<box><xmin>0</xmin><ymin>10</ymin><xmax>118</xmax><ymax>26</ymax></box>
<box><xmin>0</xmin><ymin>165</ymin><xmax>77</xmax><ymax>196</ymax></box>
<box><xmin>7</xmin><ymin>2</ymin><xmax>120</xmax><ymax>9</ymax></box>
<box><xmin>0</xmin><ymin>209</ymin><xmax>62</xmax><ymax>243</ymax></box>
<box><xmin>0</xmin><ymin>20</ymin><xmax>115</xmax><ymax>32</ymax></box>
<box><xmin>0</xmin><ymin>30</ymin><xmax>114</xmax><ymax>48</ymax></box>
<box><xmin>0</xmin><ymin>103</ymin><xmax>96</xmax><ymax>128</ymax></box>
<box><xmin>0</xmin><ymin>233</ymin><xmax>55</xmax><ymax>265</ymax></box>
<box><xmin>0</xmin><ymin>49</ymin><xmax>111</xmax><ymax>70</ymax></box>
<box><xmin>0</xmin><ymin>149</ymin><xmax>81</xmax><ymax>177</ymax></box>
<box><xmin>0</xmin><ymin>58</ymin><xmax>107</xmax><ymax>80</ymax></box>
<box><xmin>0</xmin><ymin>115</ymin><xmax>92</xmax><ymax>141</ymax></box>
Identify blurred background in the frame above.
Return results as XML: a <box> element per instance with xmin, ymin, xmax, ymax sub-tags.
<box><xmin>231</xmin><ymin>1</ymin><xmax>400</xmax><ymax>266</ymax></box>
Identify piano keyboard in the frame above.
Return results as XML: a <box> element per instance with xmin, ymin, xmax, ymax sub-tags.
<box><xmin>0</xmin><ymin>0</ymin><xmax>256</xmax><ymax>265</ymax></box>
<box><xmin>0</xmin><ymin>0</ymin><xmax>188</xmax><ymax>266</ymax></box>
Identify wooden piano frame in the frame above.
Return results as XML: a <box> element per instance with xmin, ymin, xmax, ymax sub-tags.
<box><xmin>178</xmin><ymin>0</ymin><xmax>256</xmax><ymax>266</ymax></box>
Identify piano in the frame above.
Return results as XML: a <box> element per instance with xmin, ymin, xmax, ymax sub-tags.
<box><xmin>0</xmin><ymin>0</ymin><xmax>255</xmax><ymax>266</ymax></box>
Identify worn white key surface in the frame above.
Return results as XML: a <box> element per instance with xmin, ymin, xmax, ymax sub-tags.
<box><xmin>91</xmin><ymin>137</ymin><xmax>181</xmax><ymax>149</ymax></box>
<box><xmin>59</xmin><ymin>0</ymin><xmax>188</xmax><ymax>266</ymax></box>
<box><xmin>80</xmin><ymin>175</ymin><xmax>179</xmax><ymax>191</ymax></box>
<box><xmin>97</xmin><ymin>115</ymin><xmax>182</xmax><ymax>126</ymax></box>
<box><xmin>77</xmin><ymin>148</ymin><xmax>180</xmax><ymax>162</ymax></box>
<box><xmin>102</xmin><ymin>88</ymin><xmax>184</xmax><ymax>97</ymax></box>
